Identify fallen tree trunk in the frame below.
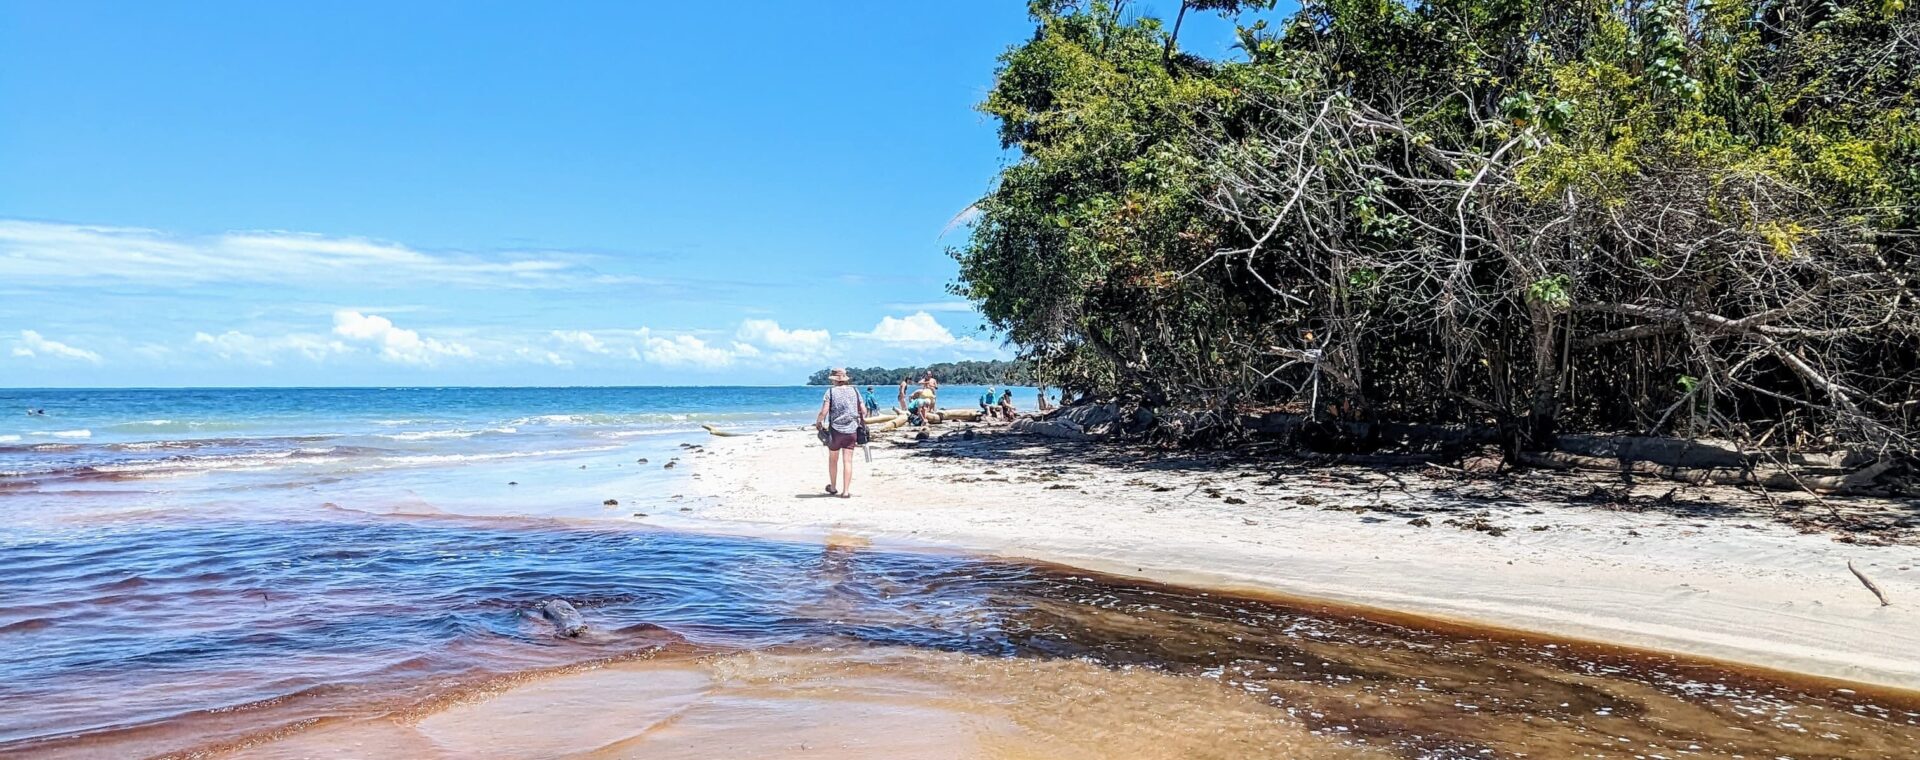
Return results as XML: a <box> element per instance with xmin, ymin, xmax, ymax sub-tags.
<box><xmin>1516</xmin><ymin>451</ymin><xmax>1903</xmax><ymax>496</ymax></box>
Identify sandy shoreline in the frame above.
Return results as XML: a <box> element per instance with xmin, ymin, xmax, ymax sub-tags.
<box><xmin>676</xmin><ymin>425</ymin><xmax>1920</xmax><ymax>692</ymax></box>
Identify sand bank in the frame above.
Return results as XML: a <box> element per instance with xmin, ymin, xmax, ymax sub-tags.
<box><xmin>232</xmin><ymin>647</ymin><xmax>1374</xmax><ymax>760</ymax></box>
<box><xmin>677</xmin><ymin>426</ymin><xmax>1920</xmax><ymax>691</ymax></box>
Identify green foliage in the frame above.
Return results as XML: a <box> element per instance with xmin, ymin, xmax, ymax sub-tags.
<box><xmin>955</xmin><ymin>0</ymin><xmax>1920</xmax><ymax>449</ymax></box>
<box><xmin>1525</xmin><ymin>275</ymin><xmax>1574</xmax><ymax>313</ymax></box>
<box><xmin>806</xmin><ymin>361</ymin><xmax>1031</xmax><ymax>387</ymax></box>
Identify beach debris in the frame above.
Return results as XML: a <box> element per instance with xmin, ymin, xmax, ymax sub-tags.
<box><xmin>1409</xmin><ymin>517</ymin><xmax>1431</xmax><ymax>527</ymax></box>
<box><xmin>636</xmin><ymin>458</ymin><xmax>648</xmax><ymax>464</ymax></box>
<box><xmin>603</xmin><ymin>499</ymin><xmax>618</xmax><ymax>506</ymax></box>
<box><xmin>663</xmin><ymin>461</ymin><xmax>676</xmax><ymax>469</ymax></box>
<box><xmin>633</xmin><ymin>512</ymin><xmax>647</xmax><ymax>518</ymax></box>
<box><xmin>508</xmin><ymin>481</ymin><xmax>518</xmax><ymax>486</ymax></box>
<box><xmin>1460</xmin><ymin>445</ymin><xmax>1504</xmax><ymax>475</ymax></box>
<box><xmin>1224</xmin><ymin>496</ymin><xmax>1247</xmax><ymax>505</ymax></box>
<box><xmin>1849</xmin><ymin>561</ymin><xmax>1891</xmax><ymax>607</ymax></box>
<box><xmin>701</xmin><ymin>424</ymin><xmax>745</xmax><ymax>437</ymax></box>
<box><xmin>1444</xmin><ymin>514</ymin><xmax>1505</xmax><ymax>536</ymax></box>
<box><xmin>1295</xmin><ymin>495</ymin><xmax>1322</xmax><ymax>507</ymax></box>
<box><xmin>539</xmin><ymin>599</ymin><xmax>587</xmax><ymax>637</ymax></box>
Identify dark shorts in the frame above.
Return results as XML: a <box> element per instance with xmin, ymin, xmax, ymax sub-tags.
<box><xmin>827</xmin><ymin>431</ymin><xmax>857</xmax><ymax>451</ymax></box>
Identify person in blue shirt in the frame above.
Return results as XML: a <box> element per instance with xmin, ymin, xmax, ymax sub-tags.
<box><xmin>862</xmin><ymin>386</ymin><xmax>881</xmax><ymax>415</ymax></box>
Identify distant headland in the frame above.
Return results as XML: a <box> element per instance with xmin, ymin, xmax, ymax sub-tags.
<box><xmin>806</xmin><ymin>361</ymin><xmax>1028</xmax><ymax>386</ymax></box>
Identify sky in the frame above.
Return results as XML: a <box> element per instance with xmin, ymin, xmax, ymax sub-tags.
<box><xmin>0</xmin><ymin>1</ymin><xmax>1273</xmax><ymax>387</ymax></box>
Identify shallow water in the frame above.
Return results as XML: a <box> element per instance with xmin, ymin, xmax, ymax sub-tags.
<box><xmin>2</xmin><ymin>387</ymin><xmax>1917</xmax><ymax>758</ymax></box>
<box><xmin>4</xmin><ymin>516</ymin><xmax>1917</xmax><ymax>758</ymax></box>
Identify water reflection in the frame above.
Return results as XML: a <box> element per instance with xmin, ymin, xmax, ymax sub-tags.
<box><xmin>1</xmin><ymin>515</ymin><xmax>1915</xmax><ymax>758</ymax></box>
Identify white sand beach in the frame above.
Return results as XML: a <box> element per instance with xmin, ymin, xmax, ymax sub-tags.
<box><xmin>676</xmin><ymin>426</ymin><xmax>1920</xmax><ymax>692</ymax></box>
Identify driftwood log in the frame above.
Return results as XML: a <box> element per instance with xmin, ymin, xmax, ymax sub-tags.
<box><xmin>1849</xmin><ymin>562</ymin><xmax>1892</xmax><ymax>607</ymax></box>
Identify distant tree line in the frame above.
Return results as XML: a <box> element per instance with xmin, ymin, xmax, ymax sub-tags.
<box><xmin>954</xmin><ymin>0</ymin><xmax>1919</xmax><ymax>455</ymax></box>
<box><xmin>806</xmin><ymin>361</ymin><xmax>1032</xmax><ymax>386</ymax></box>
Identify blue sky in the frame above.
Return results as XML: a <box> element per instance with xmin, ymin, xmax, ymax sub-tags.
<box><xmin>1</xmin><ymin>1</ymin><xmax>1271</xmax><ymax>387</ymax></box>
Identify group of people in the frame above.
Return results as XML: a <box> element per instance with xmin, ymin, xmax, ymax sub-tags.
<box><xmin>895</xmin><ymin>371</ymin><xmax>942</xmax><ymax>426</ymax></box>
<box><xmin>977</xmin><ymin>385</ymin><xmax>1016</xmax><ymax>421</ymax></box>
<box><xmin>816</xmin><ymin>368</ymin><xmax>1043</xmax><ymax>497</ymax></box>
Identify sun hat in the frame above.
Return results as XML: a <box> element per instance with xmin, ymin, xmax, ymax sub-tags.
<box><xmin>828</xmin><ymin>367</ymin><xmax>852</xmax><ymax>383</ymax></box>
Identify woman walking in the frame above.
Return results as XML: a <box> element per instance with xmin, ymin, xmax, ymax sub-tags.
<box><xmin>814</xmin><ymin>367</ymin><xmax>867</xmax><ymax>497</ymax></box>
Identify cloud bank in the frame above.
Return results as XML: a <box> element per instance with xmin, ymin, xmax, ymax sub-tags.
<box><xmin>0</xmin><ymin>220</ymin><xmax>594</xmax><ymax>289</ymax></box>
<box><xmin>12</xmin><ymin>330</ymin><xmax>103</xmax><ymax>364</ymax></box>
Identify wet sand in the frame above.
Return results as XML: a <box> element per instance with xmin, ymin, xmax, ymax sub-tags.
<box><xmin>233</xmin><ymin>648</ymin><xmax>1382</xmax><ymax>760</ymax></box>
<box><xmin>677</xmin><ymin>426</ymin><xmax>1920</xmax><ymax>692</ymax></box>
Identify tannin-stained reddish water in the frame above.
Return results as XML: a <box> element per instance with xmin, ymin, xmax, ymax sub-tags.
<box><xmin>2</xmin><ymin>513</ymin><xmax>1916</xmax><ymax>759</ymax></box>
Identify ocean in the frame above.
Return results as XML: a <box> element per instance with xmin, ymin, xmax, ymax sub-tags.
<box><xmin>0</xmin><ymin>386</ymin><xmax>1031</xmax><ymax>524</ymax></box>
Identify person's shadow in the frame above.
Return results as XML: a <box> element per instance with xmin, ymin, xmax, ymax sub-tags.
<box><xmin>793</xmin><ymin>493</ymin><xmax>836</xmax><ymax>499</ymax></box>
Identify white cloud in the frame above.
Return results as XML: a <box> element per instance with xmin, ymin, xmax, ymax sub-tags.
<box><xmin>12</xmin><ymin>330</ymin><xmax>103</xmax><ymax>363</ymax></box>
<box><xmin>638</xmin><ymin>330</ymin><xmax>740</xmax><ymax>369</ymax></box>
<box><xmin>515</xmin><ymin>347</ymin><xmax>574</xmax><ymax>367</ymax></box>
<box><xmin>0</xmin><ymin>220</ymin><xmax>594</xmax><ymax>289</ymax></box>
<box><xmin>551</xmin><ymin>330</ymin><xmax>611</xmax><ymax>355</ymax></box>
<box><xmin>860</xmin><ymin>312</ymin><xmax>957</xmax><ymax>347</ymax></box>
<box><xmin>734</xmin><ymin>319</ymin><xmax>830</xmax><ymax>359</ymax></box>
<box><xmin>536</xmin><ymin>321</ymin><xmax>829</xmax><ymax>370</ymax></box>
<box><xmin>332</xmin><ymin>310</ymin><xmax>474</xmax><ymax>365</ymax></box>
<box><xmin>192</xmin><ymin>330</ymin><xmax>347</xmax><ymax>365</ymax></box>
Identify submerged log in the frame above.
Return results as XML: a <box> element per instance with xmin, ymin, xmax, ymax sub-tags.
<box><xmin>540</xmin><ymin>599</ymin><xmax>587</xmax><ymax>637</ymax></box>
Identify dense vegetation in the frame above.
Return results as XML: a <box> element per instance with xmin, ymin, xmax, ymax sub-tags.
<box><xmin>955</xmin><ymin>0</ymin><xmax>1918</xmax><ymax>455</ymax></box>
<box><xmin>806</xmin><ymin>361</ymin><xmax>1032</xmax><ymax>386</ymax></box>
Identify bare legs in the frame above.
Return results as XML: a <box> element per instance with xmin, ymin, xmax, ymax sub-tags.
<box><xmin>826</xmin><ymin>447</ymin><xmax>854</xmax><ymax>497</ymax></box>
<box><xmin>839</xmin><ymin>447</ymin><xmax>853</xmax><ymax>497</ymax></box>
